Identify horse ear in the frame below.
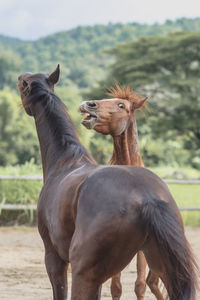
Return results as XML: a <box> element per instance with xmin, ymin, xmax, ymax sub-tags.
<box><xmin>48</xmin><ymin>64</ymin><xmax>60</xmax><ymax>85</ymax></box>
<box><xmin>133</xmin><ymin>97</ymin><xmax>148</xmax><ymax>109</ymax></box>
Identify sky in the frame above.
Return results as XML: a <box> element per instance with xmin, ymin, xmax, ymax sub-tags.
<box><xmin>0</xmin><ymin>0</ymin><xmax>200</xmax><ymax>40</ymax></box>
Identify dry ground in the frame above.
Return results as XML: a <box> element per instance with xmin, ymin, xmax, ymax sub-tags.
<box><xmin>0</xmin><ymin>226</ymin><xmax>199</xmax><ymax>300</ymax></box>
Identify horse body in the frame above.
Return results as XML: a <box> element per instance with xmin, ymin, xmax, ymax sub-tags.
<box><xmin>69</xmin><ymin>165</ymin><xmax>193</xmax><ymax>300</ymax></box>
<box><xmin>18</xmin><ymin>67</ymin><xmax>198</xmax><ymax>300</ymax></box>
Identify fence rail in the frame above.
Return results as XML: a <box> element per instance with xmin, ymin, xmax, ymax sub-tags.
<box><xmin>0</xmin><ymin>175</ymin><xmax>43</xmax><ymax>181</ymax></box>
<box><xmin>0</xmin><ymin>204</ymin><xmax>37</xmax><ymax>210</ymax></box>
<box><xmin>0</xmin><ymin>176</ymin><xmax>199</xmax><ymax>212</ymax></box>
<box><xmin>0</xmin><ymin>204</ymin><xmax>200</xmax><ymax>211</ymax></box>
<box><xmin>0</xmin><ymin>175</ymin><xmax>200</xmax><ymax>184</ymax></box>
<box><xmin>164</xmin><ymin>179</ymin><xmax>200</xmax><ymax>184</ymax></box>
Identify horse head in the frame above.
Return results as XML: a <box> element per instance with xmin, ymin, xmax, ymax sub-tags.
<box><xmin>80</xmin><ymin>84</ymin><xmax>147</xmax><ymax>136</ymax></box>
<box><xmin>18</xmin><ymin>65</ymin><xmax>60</xmax><ymax>116</ymax></box>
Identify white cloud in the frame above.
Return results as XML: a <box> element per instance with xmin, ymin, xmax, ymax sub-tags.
<box><xmin>12</xmin><ymin>9</ymin><xmax>32</xmax><ymax>30</ymax></box>
<box><xmin>0</xmin><ymin>0</ymin><xmax>15</xmax><ymax>10</ymax></box>
<box><xmin>0</xmin><ymin>0</ymin><xmax>200</xmax><ymax>40</ymax></box>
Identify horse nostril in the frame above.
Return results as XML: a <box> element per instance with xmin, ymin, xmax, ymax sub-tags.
<box><xmin>86</xmin><ymin>102</ymin><xmax>97</xmax><ymax>108</ymax></box>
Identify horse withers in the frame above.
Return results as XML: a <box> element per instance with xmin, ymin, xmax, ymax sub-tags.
<box><xmin>18</xmin><ymin>66</ymin><xmax>198</xmax><ymax>300</ymax></box>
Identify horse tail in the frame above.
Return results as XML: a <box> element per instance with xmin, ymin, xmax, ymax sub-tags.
<box><xmin>140</xmin><ymin>198</ymin><xmax>198</xmax><ymax>300</ymax></box>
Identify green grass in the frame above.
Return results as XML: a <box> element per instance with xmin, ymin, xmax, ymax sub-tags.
<box><xmin>167</xmin><ymin>183</ymin><xmax>200</xmax><ymax>226</ymax></box>
<box><xmin>149</xmin><ymin>167</ymin><xmax>200</xmax><ymax>226</ymax></box>
<box><xmin>0</xmin><ymin>161</ymin><xmax>42</xmax><ymax>224</ymax></box>
<box><xmin>0</xmin><ymin>179</ymin><xmax>42</xmax><ymax>225</ymax></box>
<box><xmin>0</xmin><ymin>159</ymin><xmax>42</xmax><ymax>176</ymax></box>
<box><xmin>0</xmin><ymin>179</ymin><xmax>42</xmax><ymax>205</ymax></box>
<box><xmin>150</xmin><ymin>166</ymin><xmax>200</xmax><ymax>179</ymax></box>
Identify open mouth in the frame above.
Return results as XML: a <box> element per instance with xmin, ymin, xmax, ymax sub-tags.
<box><xmin>79</xmin><ymin>105</ymin><xmax>97</xmax><ymax>129</ymax></box>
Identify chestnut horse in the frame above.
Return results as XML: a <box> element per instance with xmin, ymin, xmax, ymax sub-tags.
<box><xmin>80</xmin><ymin>85</ymin><xmax>164</xmax><ymax>300</ymax></box>
<box><xmin>18</xmin><ymin>66</ymin><xmax>198</xmax><ymax>300</ymax></box>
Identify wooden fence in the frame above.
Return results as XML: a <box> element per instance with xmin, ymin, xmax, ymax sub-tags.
<box><xmin>0</xmin><ymin>176</ymin><xmax>200</xmax><ymax>212</ymax></box>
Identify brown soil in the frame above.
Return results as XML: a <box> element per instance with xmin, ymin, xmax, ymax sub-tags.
<box><xmin>0</xmin><ymin>226</ymin><xmax>199</xmax><ymax>299</ymax></box>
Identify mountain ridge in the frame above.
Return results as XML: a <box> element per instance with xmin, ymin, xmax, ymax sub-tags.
<box><xmin>0</xmin><ymin>17</ymin><xmax>200</xmax><ymax>89</ymax></box>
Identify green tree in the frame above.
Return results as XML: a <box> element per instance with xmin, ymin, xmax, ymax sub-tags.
<box><xmin>89</xmin><ymin>32</ymin><xmax>200</xmax><ymax>167</ymax></box>
<box><xmin>0</xmin><ymin>47</ymin><xmax>22</xmax><ymax>90</ymax></box>
<box><xmin>0</xmin><ymin>88</ymin><xmax>39</xmax><ymax>166</ymax></box>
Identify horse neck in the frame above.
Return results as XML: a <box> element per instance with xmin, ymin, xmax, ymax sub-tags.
<box><xmin>109</xmin><ymin>115</ymin><xmax>144</xmax><ymax>167</ymax></box>
<box><xmin>33</xmin><ymin>101</ymin><xmax>94</xmax><ymax>181</ymax></box>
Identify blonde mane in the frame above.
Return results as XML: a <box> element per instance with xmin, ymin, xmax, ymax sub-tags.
<box><xmin>107</xmin><ymin>83</ymin><xmax>149</xmax><ymax>112</ymax></box>
<box><xmin>107</xmin><ymin>83</ymin><xmax>143</xmax><ymax>103</ymax></box>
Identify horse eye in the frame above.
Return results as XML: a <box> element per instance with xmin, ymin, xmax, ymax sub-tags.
<box><xmin>118</xmin><ymin>103</ymin><xmax>125</xmax><ymax>109</ymax></box>
<box><xmin>23</xmin><ymin>80</ymin><xmax>28</xmax><ymax>88</ymax></box>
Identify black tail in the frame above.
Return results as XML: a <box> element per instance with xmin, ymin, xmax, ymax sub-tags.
<box><xmin>141</xmin><ymin>198</ymin><xmax>198</xmax><ymax>300</ymax></box>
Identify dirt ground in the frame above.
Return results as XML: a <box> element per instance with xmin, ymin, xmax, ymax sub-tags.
<box><xmin>0</xmin><ymin>227</ymin><xmax>199</xmax><ymax>300</ymax></box>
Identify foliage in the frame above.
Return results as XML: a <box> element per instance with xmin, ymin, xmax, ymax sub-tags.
<box><xmin>0</xmin><ymin>88</ymin><xmax>40</xmax><ymax>166</ymax></box>
<box><xmin>0</xmin><ymin>159</ymin><xmax>42</xmax><ymax>175</ymax></box>
<box><xmin>0</xmin><ymin>179</ymin><xmax>42</xmax><ymax>206</ymax></box>
<box><xmin>0</xmin><ymin>46</ymin><xmax>22</xmax><ymax>90</ymax></box>
<box><xmin>0</xmin><ymin>180</ymin><xmax>41</xmax><ymax>225</ymax></box>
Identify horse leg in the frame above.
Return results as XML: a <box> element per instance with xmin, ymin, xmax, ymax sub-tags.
<box><xmin>110</xmin><ymin>273</ymin><xmax>122</xmax><ymax>300</ymax></box>
<box><xmin>146</xmin><ymin>271</ymin><xmax>165</xmax><ymax>300</ymax></box>
<box><xmin>45</xmin><ymin>249</ymin><xmax>68</xmax><ymax>300</ymax></box>
<box><xmin>143</xmin><ymin>239</ymin><xmax>168</xmax><ymax>299</ymax></box>
<box><xmin>70</xmin><ymin>225</ymin><xmax>147</xmax><ymax>300</ymax></box>
<box><xmin>134</xmin><ymin>251</ymin><xmax>147</xmax><ymax>300</ymax></box>
<box><xmin>71</xmin><ymin>271</ymin><xmax>101</xmax><ymax>300</ymax></box>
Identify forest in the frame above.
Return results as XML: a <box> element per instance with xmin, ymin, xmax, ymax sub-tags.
<box><xmin>0</xmin><ymin>17</ymin><xmax>200</xmax><ymax>174</ymax></box>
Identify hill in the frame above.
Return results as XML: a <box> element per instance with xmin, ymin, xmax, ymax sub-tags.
<box><xmin>1</xmin><ymin>17</ymin><xmax>200</xmax><ymax>90</ymax></box>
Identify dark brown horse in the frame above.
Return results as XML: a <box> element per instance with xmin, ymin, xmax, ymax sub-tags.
<box><xmin>80</xmin><ymin>85</ymin><xmax>164</xmax><ymax>300</ymax></box>
<box><xmin>18</xmin><ymin>66</ymin><xmax>198</xmax><ymax>300</ymax></box>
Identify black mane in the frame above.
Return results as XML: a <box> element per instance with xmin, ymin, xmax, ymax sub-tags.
<box><xmin>28</xmin><ymin>81</ymin><xmax>95</xmax><ymax>166</ymax></box>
